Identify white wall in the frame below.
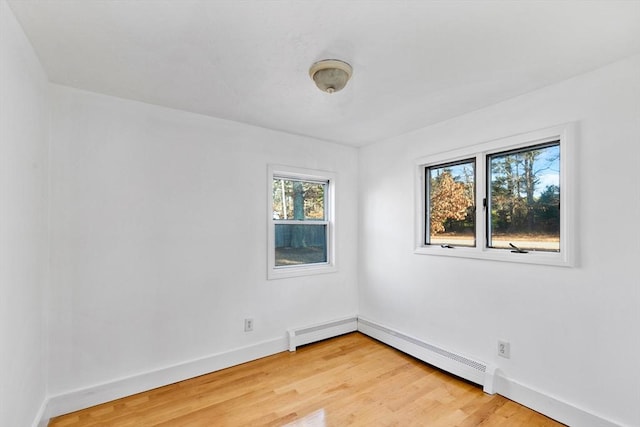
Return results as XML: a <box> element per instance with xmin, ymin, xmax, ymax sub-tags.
<box><xmin>0</xmin><ymin>1</ymin><xmax>49</xmax><ymax>425</ymax></box>
<box><xmin>4</xmin><ymin>1</ymin><xmax>637</xmax><ymax>423</ymax></box>
<box><xmin>47</xmin><ymin>85</ymin><xmax>359</xmax><ymax>396</ymax></box>
<box><xmin>359</xmin><ymin>55</ymin><xmax>640</xmax><ymax>427</ymax></box>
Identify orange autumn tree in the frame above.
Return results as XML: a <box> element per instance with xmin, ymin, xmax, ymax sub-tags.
<box><xmin>430</xmin><ymin>171</ymin><xmax>473</xmax><ymax>234</ymax></box>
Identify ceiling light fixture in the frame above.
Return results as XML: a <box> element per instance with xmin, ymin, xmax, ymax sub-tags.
<box><xmin>309</xmin><ymin>59</ymin><xmax>353</xmax><ymax>94</ymax></box>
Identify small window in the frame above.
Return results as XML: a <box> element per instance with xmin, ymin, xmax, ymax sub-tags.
<box><xmin>268</xmin><ymin>165</ymin><xmax>336</xmax><ymax>279</ymax></box>
<box><xmin>273</xmin><ymin>178</ymin><xmax>327</xmax><ymax>266</ymax></box>
<box><xmin>415</xmin><ymin>124</ymin><xmax>574</xmax><ymax>267</ymax></box>
<box><xmin>425</xmin><ymin>159</ymin><xmax>476</xmax><ymax>247</ymax></box>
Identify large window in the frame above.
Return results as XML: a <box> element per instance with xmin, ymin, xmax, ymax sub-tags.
<box><xmin>416</xmin><ymin>124</ymin><xmax>574</xmax><ymax>266</ymax></box>
<box><xmin>268</xmin><ymin>165</ymin><xmax>336</xmax><ymax>279</ymax></box>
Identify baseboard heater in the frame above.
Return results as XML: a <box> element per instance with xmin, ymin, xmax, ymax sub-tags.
<box><xmin>288</xmin><ymin>316</ymin><xmax>358</xmax><ymax>352</ymax></box>
<box><xmin>357</xmin><ymin>317</ymin><xmax>495</xmax><ymax>392</ymax></box>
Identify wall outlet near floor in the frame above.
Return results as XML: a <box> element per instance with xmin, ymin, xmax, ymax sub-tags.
<box><xmin>498</xmin><ymin>340</ymin><xmax>510</xmax><ymax>358</ymax></box>
<box><xmin>244</xmin><ymin>318</ymin><xmax>254</xmax><ymax>332</ymax></box>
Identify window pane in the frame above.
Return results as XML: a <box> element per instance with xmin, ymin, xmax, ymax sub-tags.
<box><xmin>488</xmin><ymin>142</ymin><xmax>560</xmax><ymax>252</ymax></box>
<box><xmin>426</xmin><ymin>160</ymin><xmax>476</xmax><ymax>247</ymax></box>
<box><xmin>272</xmin><ymin>179</ymin><xmax>325</xmax><ymax>220</ymax></box>
<box><xmin>274</xmin><ymin>224</ymin><xmax>327</xmax><ymax>266</ymax></box>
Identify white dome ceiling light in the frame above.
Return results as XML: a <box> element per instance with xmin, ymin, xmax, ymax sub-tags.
<box><xmin>309</xmin><ymin>59</ymin><xmax>353</xmax><ymax>94</ymax></box>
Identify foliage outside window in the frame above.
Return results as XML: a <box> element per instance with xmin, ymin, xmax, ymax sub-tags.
<box><xmin>426</xmin><ymin>159</ymin><xmax>476</xmax><ymax>247</ymax></box>
<box><xmin>268</xmin><ymin>166</ymin><xmax>336</xmax><ymax>279</ymax></box>
<box><xmin>416</xmin><ymin>124</ymin><xmax>574</xmax><ymax>267</ymax></box>
<box><xmin>488</xmin><ymin>143</ymin><xmax>560</xmax><ymax>252</ymax></box>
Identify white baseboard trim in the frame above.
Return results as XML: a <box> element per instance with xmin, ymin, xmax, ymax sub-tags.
<box><xmin>494</xmin><ymin>375</ymin><xmax>624</xmax><ymax>427</ymax></box>
<box><xmin>358</xmin><ymin>317</ymin><xmax>624</xmax><ymax>427</ymax></box>
<box><xmin>288</xmin><ymin>316</ymin><xmax>358</xmax><ymax>351</ymax></box>
<box><xmin>39</xmin><ymin>336</ymin><xmax>288</xmax><ymax>425</ymax></box>
<box><xmin>357</xmin><ymin>317</ymin><xmax>489</xmax><ymax>387</ymax></box>
<box><xmin>32</xmin><ymin>396</ymin><xmax>49</xmax><ymax>427</ymax></box>
<box><xmin>35</xmin><ymin>318</ymin><xmax>625</xmax><ymax>427</ymax></box>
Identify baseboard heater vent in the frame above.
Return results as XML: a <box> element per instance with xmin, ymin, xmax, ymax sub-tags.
<box><xmin>357</xmin><ymin>318</ymin><xmax>491</xmax><ymax>388</ymax></box>
<box><xmin>288</xmin><ymin>316</ymin><xmax>358</xmax><ymax>351</ymax></box>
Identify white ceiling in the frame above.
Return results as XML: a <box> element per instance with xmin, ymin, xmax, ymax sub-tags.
<box><xmin>8</xmin><ymin>0</ymin><xmax>640</xmax><ymax>146</ymax></box>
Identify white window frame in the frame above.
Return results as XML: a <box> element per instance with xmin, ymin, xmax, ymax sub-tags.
<box><xmin>268</xmin><ymin>165</ymin><xmax>337</xmax><ymax>279</ymax></box>
<box><xmin>415</xmin><ymin>123</ymin><xmax>576</xmax><ymax>267</ymax></box>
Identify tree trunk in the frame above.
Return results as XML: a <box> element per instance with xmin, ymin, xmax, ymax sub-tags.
<box><xmin>291</xmin><ymin>181</ymin><xmax>306</xmax><ymax>248</ymax></box>
<box><xmin>524</xmin><ymin>152</ymin><xmax>536</xmax><ymax>232</ymax></box>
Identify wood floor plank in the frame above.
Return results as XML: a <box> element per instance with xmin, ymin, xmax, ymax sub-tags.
<box><xmin>49</xmin><ymin>333</ymin><xmax>564</xmax><ymax>426</ymax></box>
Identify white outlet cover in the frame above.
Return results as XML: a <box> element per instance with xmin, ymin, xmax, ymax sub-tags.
<box><xmin>498</xmin><ymin>340</ymin><xmax>511</xmax><ymax>358</ymax></box>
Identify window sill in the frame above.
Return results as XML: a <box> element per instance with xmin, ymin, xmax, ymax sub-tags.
<box><xmin>414</xmin><ymin>245</ymin><xmax>573</xmax><ymax>267</ymax></box>
<box><xmin>268</xmin><ymin>263</ymin><xmax>337</xmax><ymax>280</ymax></box>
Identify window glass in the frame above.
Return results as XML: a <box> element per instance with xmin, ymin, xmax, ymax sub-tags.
<box><xmin>272</xmin><ymin>176</ymin><xmax>329</xmax><ymax>269</ymax></box>
<box><xmin>272</xmin><ymin>179</ymin><xmax>325</xmax><ymax>220</ymax></box>
<box><xmin>488</xmin><ymin>142</ymin><xmax>560</xmax><ymax>252</ymax></box>
<box><xmin>426</xmin><ymin>159</ymin><xmax>476</xmax><ymax>247</ymax></box>
<box><xmin>274</xmin><ymin>224</ymin><xmax>327</xmax><ymax>266</ymax></box>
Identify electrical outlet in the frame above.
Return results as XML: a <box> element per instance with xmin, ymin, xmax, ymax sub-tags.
<box><xmin>498</xmin><ymin>340</ymin><xmax>510</xmax><ymax>358</ymax></box>
<box><xmin>244</xmin><ymin>318</ymin><xmax>254</xmax><ymax>332</ymax></box>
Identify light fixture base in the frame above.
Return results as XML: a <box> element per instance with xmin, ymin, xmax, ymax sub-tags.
<box><xmin>309</xmin><ymin>59</ymin><xmax>353</xmax><ymax>93</ymax></box>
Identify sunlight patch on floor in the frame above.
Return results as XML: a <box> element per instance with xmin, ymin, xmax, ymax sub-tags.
<box><xmin>283</xmin><ymin>408</ymin><xmax>326</xmax><ymax>427</ymax></box>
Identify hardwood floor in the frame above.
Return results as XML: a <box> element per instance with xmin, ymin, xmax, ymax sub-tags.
<box><xmin>49</xmin><ymin>333</ymin><xmax>564</xmax><ymax>426</ymax></box>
